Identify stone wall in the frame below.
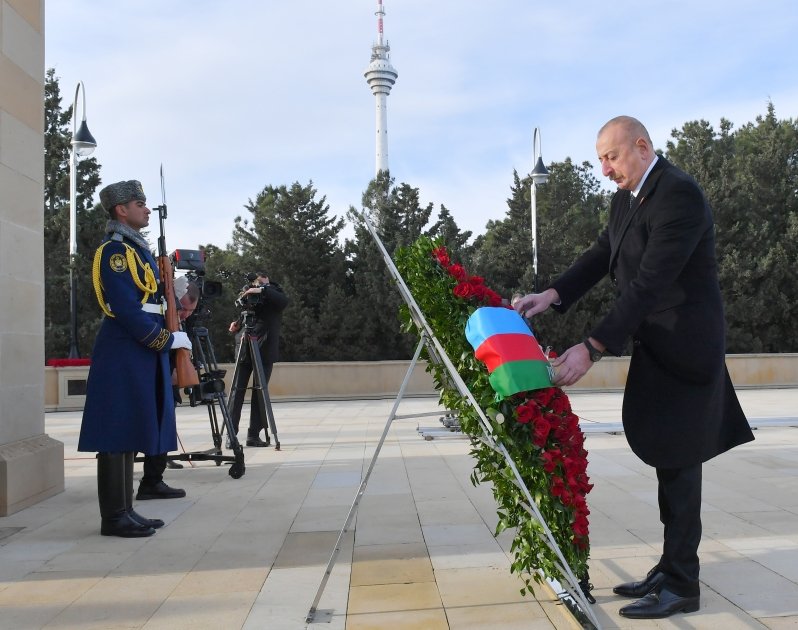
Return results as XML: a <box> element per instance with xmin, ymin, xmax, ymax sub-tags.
<box><xmin>45</xmin><ymin>354</ymin><xmax>798</xmax><ymax>411</ymax></box>
<box><xmin>0</xmin><ymin>0</ymin><xmax>64</xmax><ymax>516</ymax></box>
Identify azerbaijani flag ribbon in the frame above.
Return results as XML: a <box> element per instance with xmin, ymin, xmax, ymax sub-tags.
<box><xmin>465</xmin><ymin>307</ymin><xmax>552</xmax><ymax>397</ymax></box>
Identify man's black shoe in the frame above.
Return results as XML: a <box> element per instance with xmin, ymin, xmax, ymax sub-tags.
<box><xmin>166</xmin><ymin>460</ymin><xmax>183</xmax><ymax>469</ymax></box>
<box><xmin>136</xmin><ymin>481</ymin><xmax>186</xmax><ymax>500</ymax></box>
<box><xmin>619</xmin><ymin>588</ymin><xmax>700</xmax><ymax>619</ymax></box>
<box><xmin>101</xmin><ymin>511</ymin><xmax>156</xmax><ymax>538</ymax></box>
<box><xmin>613</xmin><ymin>567</ymin><xmax>667</xmax><ymax>598</ymax></box>
<box><xmin>128</xmin><ymin>508</ymin><xmax>164</xmax><ymax>529</ymax></box>
<box><xmin>246</xmin><ymin>435</ymin><xmax>270</xmax><ymax>447</ymax></box>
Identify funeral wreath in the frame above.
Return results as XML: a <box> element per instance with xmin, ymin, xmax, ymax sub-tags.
<box><xmin>395</xmin><ymin>235</ymin><xmax>592</xmax><ymax>594</ymax></box>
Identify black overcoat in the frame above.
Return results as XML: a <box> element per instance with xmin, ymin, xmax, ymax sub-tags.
<box><xmin>550</xmin><ymin>158</ymin><xmax>754</xmax><ymax>468</ymax></box>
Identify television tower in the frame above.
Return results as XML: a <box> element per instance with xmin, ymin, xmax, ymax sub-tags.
<box><xmin>364</xmin><ymin>0</ymin><xmax>398</xmax><ymax>175</ymax></box>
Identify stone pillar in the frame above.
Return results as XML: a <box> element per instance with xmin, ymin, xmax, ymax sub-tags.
<box><xmin>0</xmin><ymin>0</ymin><xmax>64</xmax><ymax>516</ymax></box>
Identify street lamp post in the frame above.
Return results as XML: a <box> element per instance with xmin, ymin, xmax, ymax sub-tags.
<box><xmin>68</xmin><ymin>81</ymin><xmax>97</xmax><ymax>358</ymax></box>
<box><xmin>530</xmin><ymin>127</ymin><xmax>549</xmax><ymax>293</ymax></box>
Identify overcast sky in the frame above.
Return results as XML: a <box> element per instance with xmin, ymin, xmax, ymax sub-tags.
<box><xmin>45</xmin><ymin>1</ymin><xmax>798</xmax><ymax>251</ymax></box>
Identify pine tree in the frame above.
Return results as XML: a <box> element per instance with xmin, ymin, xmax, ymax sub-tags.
<box><xmin>469</xmin><ymin>161</ymin><xmax>612</xmax><ymax>353</ymax></box>
<box><xmin>43</xmin><ymin>69</ymin><xmax>104</xmax><ymax>358</ymax></box>
<box><xmin>425</xmin><ymin>204</ymin><xmax>473</xmax><ymax>262</ymax></box>
<box><xmin>346</xmin><ymin>172</ymin><xmax>433</xmax><ymax>359</ymax></box>
<box><xmin>230</xmin><ymin>181</ymin><xmax>349</xmax><ymax>361</ymax></box>
<box><xmin>667</xmin><ymin>105</ymin><xmax>798</xmax><ymax>351</ymax></box>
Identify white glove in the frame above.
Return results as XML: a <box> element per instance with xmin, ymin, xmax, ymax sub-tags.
<box><xmin>171</xmin><ymin>331</ymin><xmax>193</xmax><ymax>350</ymax></box>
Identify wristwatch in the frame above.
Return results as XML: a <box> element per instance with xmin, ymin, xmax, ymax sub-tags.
<box><xmin>583</xmin><ymin>338</ymin><xmax>603</xmax><ymax>362</ymax></box>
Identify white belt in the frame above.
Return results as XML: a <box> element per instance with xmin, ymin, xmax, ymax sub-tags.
<box><xmin>142</xmin><ymin>302</ymin><xmax>166</xmax><ymax>315</ymax></box>
<box><xmin>103</xmin><ymin>301</ymin><xmax>167</xmax><ymax>316</ymax></box>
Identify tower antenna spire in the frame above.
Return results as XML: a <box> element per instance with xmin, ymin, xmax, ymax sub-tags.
<box><xmin>364</xmin><ymin>0</ymin><xmax>398</xmax><ymax>175</ymax></box>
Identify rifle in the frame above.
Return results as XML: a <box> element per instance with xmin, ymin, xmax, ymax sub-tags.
<box><xmin>155</xmin><ymin>164</ymin><xmax>199</xmax><ymax>387</ymax></box>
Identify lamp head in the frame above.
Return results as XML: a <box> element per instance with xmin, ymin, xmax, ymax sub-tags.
<box><xmin>531</xmin><ymin>156</ymin><xmax>549</xmax><ymax>186</ymax></box>
<box><xmin>72</xmin><ymin>120</ymin><xmax>97</xmax><ymax>157</ymax></box>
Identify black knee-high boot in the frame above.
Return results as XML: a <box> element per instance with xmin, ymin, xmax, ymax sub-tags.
<box><xmin>97</xmin><ymin>452</ymin><xmax>155</xmax><ymax>538</ymax></box>
<box><xmin>123</xmin><ymin>453</ymin><xmax>164</xmax><ymax>529</ymax></box>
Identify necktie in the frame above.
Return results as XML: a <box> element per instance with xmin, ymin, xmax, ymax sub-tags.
<box><xmin>629</xmin><ymin>192</ymin><xmax>635</xmax><ymax>209</ymax></box>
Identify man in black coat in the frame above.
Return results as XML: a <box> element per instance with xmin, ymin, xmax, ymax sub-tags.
<box><xmin>228</xmin><ymin>272</ymin><xmax>289</xmax><ymax>446</ymax></box>
<box><xmin>514</xmin><ymin>116</ymin><xmax>754</xmax><ymax>619</ymax></box>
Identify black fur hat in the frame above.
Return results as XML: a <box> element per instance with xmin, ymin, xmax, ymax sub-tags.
<box><xmin>99</xmin><ymin>180</ymin><xmax>146</xmax><ymax>212</ymax></box>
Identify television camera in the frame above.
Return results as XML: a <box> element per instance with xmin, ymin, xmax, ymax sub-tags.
<box><xmin>170</xmin><ymin>249</ymin><xmax>224</xmax><ymax>323</ymax></box>
<box><xmin>168</xmin><ymin>248</ymin><xmax>245</xmax><ymax>478</ymax></box>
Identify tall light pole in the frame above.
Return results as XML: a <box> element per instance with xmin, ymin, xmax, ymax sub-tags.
<box><xmin>530</xmin><ymin>127</ymin><xmax>549</xmax><ymax>293</ymax></box>
<box><xmin>68</xmin><ymin>81</ymin><xmax>97</xmax><ymax>358</ymax></box>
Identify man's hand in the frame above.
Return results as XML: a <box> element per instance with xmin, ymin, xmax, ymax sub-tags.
<box><xmin>550</xmin><ymin>340</ymin><xmax>599</xmax><ymax>386</ymax></box>
<box><xmin>512</xmin><ymin>288</ymin><xmax>560</xmax><ymax>318</ymax></box>
<box><xmin>171</xmin><ymin>331</ymin><xmax>193</xmax><ymax>350</ymax></box>
<box><xmin>229</xmin><ymin>320</ymin><xmax>241</xmax><ymax>333</ymax></box>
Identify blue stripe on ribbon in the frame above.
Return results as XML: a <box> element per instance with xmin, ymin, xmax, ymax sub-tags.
<box><xmin>465</xmin><ymin>307</ymin><xmax>534</xmax><ymax>350</ymax></box>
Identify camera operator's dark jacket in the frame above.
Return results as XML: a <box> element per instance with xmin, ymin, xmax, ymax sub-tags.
<box><xmin>239</xmin><ymin>281</ymin><xmax>289</xmax><ymax>361</ymax></box>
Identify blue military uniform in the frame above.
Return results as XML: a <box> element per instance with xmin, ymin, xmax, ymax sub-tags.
<box><xmin>78</xmin><ymin>231</ymin><xmax>178</xmax><ymax>455</ymax></box>
<box><xmin>79</xmin><ymin>179</ymin><xmax>182</xmax><ymax>539</ymax></box>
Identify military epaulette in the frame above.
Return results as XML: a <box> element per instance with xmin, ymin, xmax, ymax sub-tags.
<box><xmin>92</xmin><ymin>240</ymin><xmax>158</xmax><ymax>317</ymax></box>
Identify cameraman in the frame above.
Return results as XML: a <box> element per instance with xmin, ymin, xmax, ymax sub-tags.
<box><xmin>227</xmin><ymin>272</ymin><xmax>288</xmax><ymax>446</ymax></box>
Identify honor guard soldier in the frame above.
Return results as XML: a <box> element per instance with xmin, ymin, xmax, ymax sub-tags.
<box><xmin>78</xmin><ymin>180</ymin><xmax>193</xmax><ymax>537</ymax></box>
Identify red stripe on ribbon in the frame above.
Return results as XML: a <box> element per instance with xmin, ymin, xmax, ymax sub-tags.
<box><xmin>475</xmin><ymin>333</ymin><xmax>547</xmax><ymax>372</ymax></box>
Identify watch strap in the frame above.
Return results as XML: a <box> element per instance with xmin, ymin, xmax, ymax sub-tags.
<box><xmin>583</xmin><ymin>338</ymin><xmax>603</xmax><ymax>362</ymax></box>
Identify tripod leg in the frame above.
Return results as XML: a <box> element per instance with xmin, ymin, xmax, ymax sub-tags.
<box><xmin>217</xmin><ymin>391</ymin><xmax>246</xmax><ymax>478</ymax></box>
<box><xmin>226</xmin><ymin>334</ymin><xmax>251</xmax><ymax>438</ymax></box>
<box><xmin>249</xmin><ymin>336</ymin><xmax>280</xmax><ymax>450</ymax></box>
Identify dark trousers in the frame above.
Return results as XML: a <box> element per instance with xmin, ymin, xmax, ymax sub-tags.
<box><xmin>229</xmin><ymin>349</ymin><xmax>274</xmax><ymax>438</ymax></box>
<box><xmin>656</xmin><ymin>463</ymin><xmax>702</xmax><ymax>597</ymax></box>
<box><xmin>142</xmin><ymin>453</ymin><xmax>167</xmax><ymax>485</ymax></box>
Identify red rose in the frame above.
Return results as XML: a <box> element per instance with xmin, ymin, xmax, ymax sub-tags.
<box><xmin>469</xmin><ymin>275</ymin><xmax>485</xmax><ymax>285</ymax></box>
<box><xmin>484</xmin><ymin>289</ymin><xmax>503</xmax><ymax>306</ymax></box>
<box><xmin>532</xmin><ymin>422</ymin><xmax>551</xmax><ymax>447</ymax></box>
<box><xmin>432</xmin><ymin>247</ymin><xmax>450</xmax><ymax>267</ymax></box>
<box><xmin>516</xmin><ymin>401</ymin><xmax>542</xmax><ymax>425</ymax></box>
<box><xmin>541</xmin><ymin>449</ymin><xmax>561</xmax><ymax>473</ymax></box>
<box><xmin>447</xmin><ymin>264</ymin><xmax>467</xmax><ymax>280</ymax></box>
<box><xmin>549</xmin><ymin>392</ymin><xmax>572</xmax><ymax>415</ymax></box>
<box><xmin>572</xmin><ymin>512</ymin><xmax>590</xmax><ymax>537</ymax></box>
<box><xmin>453</xmin><ymin>282</ymin><xmax>474</xmax><ymax>298</ymax></box>
<box><xmin>516</xmin><ymin>406</ymin><xmax>532</xmax><ymax>424</ymax></box>
<box><xmin>533</xmin><ymin>387</ymin><xmax>557</xmax><ymax>408</ymax></box>
<box><xmin>470</xmin><ymin>283</ymin><xmax>487</xmax><ymax>300</ymax></box>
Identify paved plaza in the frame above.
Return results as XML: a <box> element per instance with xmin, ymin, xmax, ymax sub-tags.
<box><xmin>0</xmin><ymin>388</ymin><xmax>796</xmax><ymax>629</ymax></box>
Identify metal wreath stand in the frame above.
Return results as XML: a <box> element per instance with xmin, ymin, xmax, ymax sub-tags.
<box><xmin>306</xmin><ymin>210</ymin><xmax>601</xmax><ymax>630</ymax></box>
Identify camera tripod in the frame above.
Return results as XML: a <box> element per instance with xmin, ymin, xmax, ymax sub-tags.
<box><xmin>227</xmin><ymin>311</ymin><xmax>280</xmax><ymax>450</ymax></box>
<box><xmin>162</xmin><ymin>324</ymin><xmax>246</xmax><ymax>478</ymax></box>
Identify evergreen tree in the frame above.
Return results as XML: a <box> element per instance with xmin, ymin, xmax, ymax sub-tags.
<box><xmin>666</xmin><ymin>105</ymin><xmax>798</xmax><ymax>352</ymax></box>
<box><xmin>191</xmin><ymin>244</ymin><xmax>245</xmax><ymax>363</ymax></box>
<box><xmin>229</xmin><ymin>181</ymin><xmax>349</xmax><ymax>361</ymax></box>
<box><xmin>425</xmin><ymin>204</ymin><xmax>473</xmax><ymax>262</ymax></box>
<box><xmin>43</xmin><ymin>69</ymin><xmax>104</xmax><ymax>359</ymax></box>
<box><xmin>469</xmin><ymin>171</ymin><xmax>535</xmax><ymax>296</ymax></box>
<box><xmin>469</xmin><ymin>161</ymin><xmax>612</xmax><ymax>353</ymax></box>
<box><xmin>531</xmin><ymin>160</ymin><xmax>613</xmax><ymax>352</ymax></box>
<box><xmin>346</xmin><ymin>172</ymin><xmax>433</xmax><ymax>359</ymax></box>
